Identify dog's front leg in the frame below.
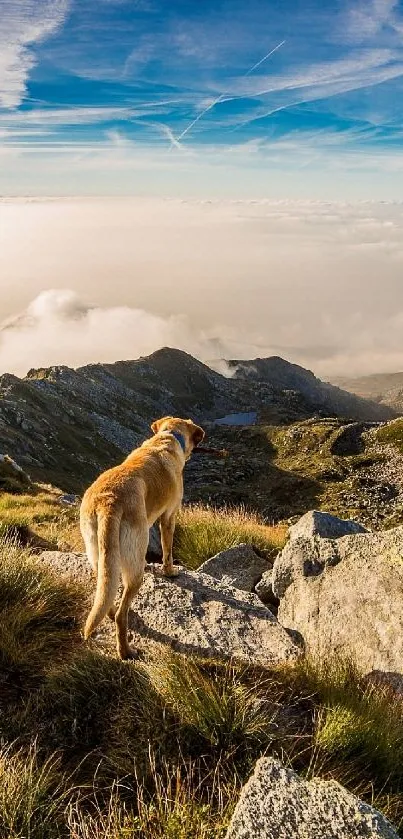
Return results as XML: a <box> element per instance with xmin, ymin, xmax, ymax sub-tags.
<box><xmin>159</xmin><ymin>511</ymin><xmax>179</xmax><ymax>576</ymax></box>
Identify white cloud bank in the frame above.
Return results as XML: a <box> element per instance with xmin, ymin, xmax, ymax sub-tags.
<box><xmin>2</xmin><ymin>198</ymin><xmax>403</xmax><ymax>379</ymax></box>
<box><xmin>0</xmin><ymin>288</ymin><xmax>233</xmax><ymax>376</ymax></box>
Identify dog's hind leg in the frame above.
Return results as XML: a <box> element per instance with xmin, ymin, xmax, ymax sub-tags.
<box><xmin>159</xmin><ymin>510</ymin><xmax>179</xmax><ymax>577</ymax></box>
<box><xmin>84</xmin><ymin>512</ymin><xmax>121</xmax><ymax>640</ymax></box>
<box><xmin>115</xmin><ymin>518</ymin><xmax>148</xmax><ymax>660</ymax></box>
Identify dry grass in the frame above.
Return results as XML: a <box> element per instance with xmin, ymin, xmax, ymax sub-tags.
<box><xmin>175</xmin><ymin>503</ymin><xmax>287</xmax><ymax>569</ymax></box>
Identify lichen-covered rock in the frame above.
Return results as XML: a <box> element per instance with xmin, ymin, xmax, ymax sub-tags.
<box><xmin>198</xmin><ymin>544</ymin><xmax>271</xmax><ymax>592</ymax></box>
<box><xmin>39</xmin><ymin>551</ymin><xmax>91</xmax><ymax>585</ymax></box>
<box><xmin>271</xmin><ymin>535</ymin><xmax>340</xmax><ymax>599</ymax></box>
<box><xmin>257</xmin><ymin>512</ymin><xmax>367</xmax><ymax>602</ymax></box>
<box><xmin>226</xmin><ymin>758</ymin><xmax>398</xmax><ymax>839</ymax></box>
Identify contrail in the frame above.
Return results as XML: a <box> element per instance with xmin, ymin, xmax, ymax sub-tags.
<box><xmin>243</xmin><ymin>40</ymin><xmax>286</xmax><ymax>77</ymax></box>
<box><xmin>176</xmin><ymin>94</ymin><xmax>227</xmax><ymax>142</ymax></box>
<box><xmin>174</xmin><ymin>39</ymin><xmax>286</xmax><ymax>143</ymax></box>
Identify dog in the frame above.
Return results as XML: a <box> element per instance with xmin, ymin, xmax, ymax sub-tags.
<box><xmin>80</xmin><ymin>416</ymin><xmax>205</xmax><ymax>659</ymax></box>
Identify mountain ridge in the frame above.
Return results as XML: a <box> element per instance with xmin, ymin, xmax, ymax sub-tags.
<box><xmin>0</xmin><ymin>347</ymin><xmax>396</xmax><ymax>494</ymax></box>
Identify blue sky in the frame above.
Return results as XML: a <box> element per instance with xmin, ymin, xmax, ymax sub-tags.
<box><xmin>2</xmin><ymin>0</ymin><xmax>403</xmax><ymax>196</ymax></box>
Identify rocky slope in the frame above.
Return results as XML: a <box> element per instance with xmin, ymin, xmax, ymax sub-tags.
<box><xmin>0</xmin><ymin>348</ymin><xmax>395</xmax><ymax>495</ymax></box>
<box><xmin>229</xmin><ymin>355</ymin><xmax>397</xmax><ymax>421</ymax></box>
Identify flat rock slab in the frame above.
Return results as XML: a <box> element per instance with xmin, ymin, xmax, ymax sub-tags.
<box><xmin>198</xmin><ymin>543</ymin><xmax>271</xmax><ymax>592</ymax></box>
<box><xmin>277</xmin><ymin>526</ymin><xmax>403</xmax><ymax>676</ymax></box>
<box><xmin>226</xmin><ymin>758</ymin><xmax>398</xmax><ymax>839</ymax></box>
<box><xmin>38</xmin><ymin>552</ymin><xmax>302</xmax><ymax>665</ymax></box>
<box><xmin>129</xmin><ymin>566</ymin><xmax>302</xmax><ymax>666</ymax></box>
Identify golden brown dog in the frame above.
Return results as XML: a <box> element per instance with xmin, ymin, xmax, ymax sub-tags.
<box><xmin>80</xmin><ymin>416</ymin><xmax>204</xmax><ymax>659</ymax></box>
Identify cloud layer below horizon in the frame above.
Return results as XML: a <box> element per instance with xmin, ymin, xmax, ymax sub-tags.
<box><xmin>2</xmin><ymin>197</ymin><xmax>403</xmax><ymax>380</ymax></box>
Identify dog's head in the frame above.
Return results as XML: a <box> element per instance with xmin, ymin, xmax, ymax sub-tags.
<box><xmin>151</xmin><ymin>416</ymin><xmax>205</xmax><ymax>458</ymax></box>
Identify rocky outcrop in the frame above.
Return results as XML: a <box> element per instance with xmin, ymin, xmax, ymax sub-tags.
<box><xmin>226</xmin><ymin>757</ymin><xmax>398</xmax><ymax>838</ymax></box>
<box><xmin>271</xmin><ymin>518</ymin><xmax>403</xmax><ymax>676</ymax></box>
<box><xmin>198</xmin><ymin>544</ymin><xmax>271</xmax><ymax>592</ymax></box>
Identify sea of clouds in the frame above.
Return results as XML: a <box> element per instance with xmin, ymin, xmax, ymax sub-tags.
<box><xmin>1</xmin><ymin>197</ymin><xmax>403</xmax><ymax>379</ymax></box>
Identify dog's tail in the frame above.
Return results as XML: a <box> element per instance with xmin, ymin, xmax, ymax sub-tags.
<box><xmin>84</xmin><ymin>510</ymin><xmax>121</xmax><ymax>639</ymax></box>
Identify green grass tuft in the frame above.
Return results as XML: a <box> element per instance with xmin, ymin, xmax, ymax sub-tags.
<box><xmin>0</xmin><ymin>742</ymin><xmax>68</xmax><ymax>839</ymax></box>
<box><xmin>149</xmin><ymin>652</ymin><xmax>277</xmax><ymax>752</ymax></box>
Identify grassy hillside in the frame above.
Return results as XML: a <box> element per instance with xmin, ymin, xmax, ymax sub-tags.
<box><xmin>1</xmin><ymin>533</ymin><xmax>403</xmax><ymax>838</ymax></box>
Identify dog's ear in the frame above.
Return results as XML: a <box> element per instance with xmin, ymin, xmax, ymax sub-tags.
<box><xmin>188</xmin><ymin>421</ymin><xmax>205</xmax><ymax>446</ymax></box>
<box><xmin>151</xmin><ymin>416</ymin><xmax>171</xmax><ymax>434</ymax></box>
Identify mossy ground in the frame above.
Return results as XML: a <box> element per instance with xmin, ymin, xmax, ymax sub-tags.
<box><xmin>376</xmin><ymin>419</ymin><xmax>403</xmax><ymax>453</ymax></box>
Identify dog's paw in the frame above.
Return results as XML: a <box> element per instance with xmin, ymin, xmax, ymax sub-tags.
<box><xmin>153</xmin><ymin>564</ymin><xmax>181</xmax><ymax>578</ymax></box>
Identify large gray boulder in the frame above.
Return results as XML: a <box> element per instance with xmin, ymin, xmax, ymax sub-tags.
<box><xmin>226</xmin><ymin>757</ymin><xmax>398</xmax><ymax>839</ymax></box>
<box><xmin>275</xmin><ymin>525</ymin><xmax>403</xmax><ymax>676</ymax></box>
<box><xmin>256</xmin><ymin>511</ymin><xmax>367</xmax><ymax>602</ymax></box>
<box><xmin>198</xmin><ymin>544</ymin><xmax>271</xmax><ymax>592</ymax></box>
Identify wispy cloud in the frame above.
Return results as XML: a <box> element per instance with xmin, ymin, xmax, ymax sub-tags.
<box><xmin>345</xmin><ymin>0</ymin><xmax>399</xmax><ymax>42</ymax></box>
<box><xmin>0</xmin><ymin>0</ymin><xmax>71</xmax><ymax>108</ymax></box>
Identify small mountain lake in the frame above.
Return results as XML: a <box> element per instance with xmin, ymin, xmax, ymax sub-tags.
<box><xmin>214</xmin><ymin>411</ymin><xmax>257</xmax><ymax>426</ymax></box>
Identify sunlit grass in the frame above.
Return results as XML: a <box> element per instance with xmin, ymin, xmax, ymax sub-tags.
<box><xmin>175</xmin><ymin>503</ymin><xmax>287</xmax><ymax>569</ymax></box>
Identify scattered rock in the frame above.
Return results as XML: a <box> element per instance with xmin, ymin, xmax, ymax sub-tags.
<box><xmin>226</xmin><ymin>757</ymin><xmax>398</xmax><ymax>838</ymax></box>
<box><xmin>198</xmin><ymin>543</ymin><xmax>271</xmax><ymax>592</ymax></box>
<box><xmin>276</xmin><ymin>524</ymin><xmax>403</xmax><ymax>676</ymax></box>
<box><xmin>58</xmin><ymin>493</ymin><xmax>80</xmax><ymax>506</ymax></box>
<box><xmin>288</xmin><ymin>510</ymin><xmax>368</xmax><ymax>541</ymax></box>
